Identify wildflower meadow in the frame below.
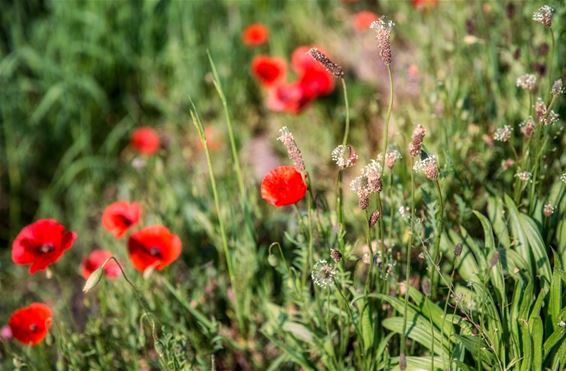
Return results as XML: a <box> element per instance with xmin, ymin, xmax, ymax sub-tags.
<box><xmin>1</xmin><ymin>0</ymin><xmax>566</xmax><ymax>370</ymax></box>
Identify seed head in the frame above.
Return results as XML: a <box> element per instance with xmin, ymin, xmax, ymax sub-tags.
<box><xmin>330</xmin><ymin>249</ymin><xmax>342</xmax><ymax>263</ymax></box>
<box><xmin>489</xmin><ymin>251</ymin><xmax>500</xmax><ymax>268</ymax></box>
<box><xmin>454</xmin><ymin>243</ymin><xmax>463</xmax><ymax>257</ymax></box>
<box><xmin>543</xmin><ymin>203</ymin><xmax>555</xmax><ymax>217</ymax></box>
<box><xmin>501</xmin><ymin>159</ymin><xmax>515</xmax><ymax>170</ymax></box>
<box><xmin>308</xmin><ymin>48</ymin><xmax>344</xmax><ymax>78</ymax></box>
<box><xmin>494</xmin><ymin>125</ymin><xmax>513</xmax><ymax>142</ymax></box>
<box><xmin>311</xmin><ymin>260</ymin><xmax>337</xmax><ymax>288</ymax></box>
<box><xmin>421</xmin><ymin>277</ymin><xmax>431</xmax><ymax>296</ymax></box>
<box><xmin>370</xmin><ymin>16</ymin><xmax>395</xmax><ymax>65</ymax></box>
<box><xmin>552</xmin><ymin>79</ymin><xmax>564</xmax><ymax>96</ymax></box>
<box><xmin>413</xmin><ymin>155</ymin><xmax>439</xmax><ymax>180</ymax></box>
<box><xmin>516</xmin><ymin>74</ymin><xmax>537</xmax><ymax>91</ymax></box>
<box><xmin>515</xmin><ymin>171</ymin><xmax>532</xmax><ymax>182</ymax></box>
<box><xmin>331</xmin><ymin>145</ymin><xmax>358</xmax><ymax>170</ymax></box>
<box><xmin>369</xmin><ymin>210</ymin><xmax>381</xmax><ymax>227</ymax></box>
<box><xmin>409</xmin><ymin>124</ymin><xmax>426</xmax><ymax>157</ymax></box>
<box><xmin>385</xmin><ymin>148</ymin><xmax>402</xmax><ymax>169</ymax></box>
<box><xmin>519</xmin><ymin>118</ymin><xmax>535</xmax><ymax>138</ymax></box>
<box><xmin>277</xmin><ymin>126</ymin><xmax>305</xmax><ymax>173</ymax></box>
<box><xmin>532</xmin><ymin>5</ymin><xmax>554</xmax><ymax>28</ymax></box>
<box><xmin>362</xmin><ymin>160</ymin><xmax>383</xmax><ymax>193</ymax></box>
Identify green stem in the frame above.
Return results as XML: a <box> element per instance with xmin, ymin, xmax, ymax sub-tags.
<box><xmin>208</xmin><ymin>53</ymin><xmax>246</xmax><ymax>201</ymax></box>
<box><xmin>401</xmin><ymin>160</ymin><xmax>416</xmax><ymax>360</ymax></box>
<box><xmin>336</xmin><ymin>171</ymin><xmax>345</xmax><ymax>251</ymax></box>
<box><xmin>431</xmin><ymin>179</ymin><xmax>444</xmax><ymax>298</ymax></box>
<box><xmin>190</xmin><ymin>108</ymin><xmax>244</xmax><ymax>331</ymax></box>
<box><xmin>380</xmin><ymin>65</ymin><xmax>394</xmax><ymax>169</ymax></box>
<box><xmin>547</xmin><ymin>28</ymin><xmax>555</xmax><ymax>101</ymax></box>
<box><xmin>341</xmin><ymin>78</ymin><xmax>350</xmax><ymax>146</ymax></box>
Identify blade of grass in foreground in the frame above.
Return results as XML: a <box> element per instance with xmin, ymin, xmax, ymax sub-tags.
<box><xmin>189</xmin><ymin>100</ymin><xmax>244</xmax><ymax>332</ymax></box>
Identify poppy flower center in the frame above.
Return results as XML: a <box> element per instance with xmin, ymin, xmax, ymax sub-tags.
<box><xmin>29</xmin><ymin>323</ymin><xmax>39</xmax><ymax>332</ymax></box>
<box><xmin>39</xmin><ymin>243</ymin><xmax>55</xmax><ymax>254</ymax></box>
<box><xmin>148</xmin><ymin>247</ymin><xmax>162</xmax><ymax>258</ymax></box>
<box><xmin>119</xmin><ymin>214</ymin><xmax>133</xmax><ymax>226</ymax></box>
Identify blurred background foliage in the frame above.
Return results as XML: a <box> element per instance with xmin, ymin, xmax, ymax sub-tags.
<box><xmin>0</xmin><ymin>0</ymin><xmax>565</xmax><ymax>369</ymax></box>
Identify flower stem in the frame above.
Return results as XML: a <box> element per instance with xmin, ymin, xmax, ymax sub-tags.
<box><xmin>190</xmin><ymin>107</ymin><xmax>244</xmax><ymax>332</ymax></box>
<box><xmin>401</xmin><ymin>159</ymin><xmax>416</xmax><ymax>360</ymax></box>
<box><xmin>431</xmin><ymin>179</ymin><xmax>444</xmax><ymax>298</ymax></box>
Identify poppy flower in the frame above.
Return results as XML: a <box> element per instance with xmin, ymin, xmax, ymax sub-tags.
<box><xmin>8</xmin><ymin>303</ymin><xmax>53</xmax><ymax>345</ymax></box>
<box><xmin>102</xmin><ymin>201</ymin><xmax>141</xmax><ymax>238</ymax></box>
<box><xmin>291</xmin><ymin>46</ymin><xmax>333</xmax><ymax>74</ymax></box>
<box><xmin>12</xmin><ymin>219</ymin><xmax>77</xmax><ymax>274</ymax></box>
<box><xmin>242</xmin><ymin>23</ymin><xmax>269</xmax><ymax>46</ymax></box>
<box><xmin>261</xmin><ymin>166</ymin><xmax>307</xmax><ymax>207</ymax></box>
<box><xmin>80</xmin><ymin>249</ymin><xmax>121</xmax><ymax>279</ymax></box>
<box><xmin>266</xmin><ymin>82</ymin><xmax>312</xmax><ymax>114</ymax></box>
<box><xmin>412</xmin><ymin>0</ymin><xmax>438</xmax><ymax>9</ymax></box>
<box><xmin>290</xmin><ymin>46</ymin><xmax>335</xmax><ymax>97</ymax></box>
<box><xmin>131</xmin><ymin>127</ymin><xmax>160</xmax><ymax>156</ymax></box>
<box><xmin>299</xmin><ymin>67</ymin><xmax>335</xmax><ymax>98</ymax></box>
<box><xmin>251</xmin><ymin>56</ymin><xmax>286</xmax><ymax>88</ymax></box>
<box><xmin>127</xmin><ymin>225</ymin><xmax>182</xmax><ymax>272</ymax></box>
<box><xmin>353</xmin><ymin>11</ymin><xmax>379</xmax><ymax>32</ymax></box>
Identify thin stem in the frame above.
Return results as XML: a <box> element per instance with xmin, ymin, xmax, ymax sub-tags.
<box><xmin>341</xmin><ymin>78</ymin><xmax>350</xmax><ymax>146</ymax></box>
<box><xmin>431</xmin><ymin>179</ymin><xmax>445</xmax><ymax>298</ymax></box>
<box><xmin>208</xmin><ymin>53</ymin><xmax>246</xmax><ymax>200</ymax></box>
<box><xmin>190</xmin><ymin>108</ymin><xmax>244</xmax><ymax>331</ymax></box>
<box><xmin>401</xmin><ymin>160</ymin><xmax>416</xmax><ymax>360</ymax></box>
<box><xmin>547</xmin><ymin>28</ymin><xmax>555</xmax><ymax>101</ymax></box>
<box><xmin>380</xmin><ymin>65</ymin><xmax>394</xmax><ymax>169</ymax></box>
<box><xmin>336</xmin><ymin>171</ymin><xmax>345</xmax><ymax>251</ymax></box>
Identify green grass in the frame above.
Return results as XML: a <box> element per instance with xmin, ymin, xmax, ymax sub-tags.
<box><xmin>1</xmin><ymin>0</ymin><xmax>565</xmax><ymax>369</ymax></box>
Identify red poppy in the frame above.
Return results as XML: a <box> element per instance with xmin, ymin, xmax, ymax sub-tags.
<box><xmin>127</xmin><ymin>225</ymin><xmax>182</xmax><ymax>272</ymax></box>
<box><xmin>8</xmin><ymin>303</ymin><xmax>53</xmax><ymax>345</ymax></box>
<box><xmin>353</xmin><ymin>11</ymin><xmax>379</xmax><ymax>32</ymax></box>
<box><xmin>266</xmin><ymin>82</ymin><xmax>312</xmax><ymax>114</ymax></box>
<box><xmin>242</xmin><ymin>23</ymin><xmax>269</xmax><ymax>46</ymax></box>
<box><xmin>131</xmin><ymin>127</ymin><xmax>160</xmax><ymax>156</ymax></box>
<box><xmin>412</xmin><ymin>0</ymin><xmax>438</xmax><ymax>9</ymax></box>
<box><xmin>261</xmin><ymin>166</ymin><xmax>307</xmax><ymax>207</ymax></box>
<box><xmin>251</xmin><ymin>56</ymin><xmax>286</xmax><ymax>88</ymax></box>
<box><xmin>80</xmin><ymin>249</ymin><xmax>121</xmax><ymax>279</ymax></box>
<box><xmin>12</xmin><ymin>219</ymin><xmax>77</xmax><ymax>274</ymax></box>
<box><xmin>102</xmin><ymin>201</ymin><xmax>141</xmax><ymax>238</ymax></box>
<box><xmin>299</xmin><ymin>67</ymin><xmax>335</xmax><ymax>98</ymax></box>
<box><xmin>290</xmin><ymin>46</ymin><xmax>335</xmax><ymax>97</ymax></box>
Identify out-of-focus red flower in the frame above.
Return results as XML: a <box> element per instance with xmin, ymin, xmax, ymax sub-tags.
<box><xmin>299</xmin><ymin>67</ymin><xmax>335</xmax><ymax>98</ymax></box>
<box><xmin>242</xmin><ymin>23</ymin><xmax>269</xmax><ymax>46</ymax></box>
<box><xmin>8</xmin><ymin>303</ymin><xmax>52</xmax><ymax>345</ymax></box>
<box><xmin>127</xmin><ymin>225</ymin><xmax>181</xmax><ymax>272</ymax></box>
<box><xmin>412</xmin><ymin>0</ymin><xmax>438</xmax><ymax>9</ymax></box>
<box><xmin>204</xmin><ymin>127</ymin><xmax>223</xmax><ymax>151</ymax></box>
<box><xmin>291</xmin><ymin>46</ymin><xmax>335</xmax><ymax>97</ymax></box>
<box><xmin>12</xmin><ymin>219</ymin><xmax>76</xmax><ymax>274</ymax></box>
<box><xmin>353</xmin><ymin>11</ymin><xmax>379</xmax><ymax>31</ymax></box>
<box><xmin>291</xmin><ymin>46</ymin><xmax>319</xmax><ymax>74</ymax></box>
<box><xmin>261</xmin><ymin>166</ymin><xmax>307</xmax><ymax>207</ymax></box>
<box><xmin>251</xmin><ymin>56</ymin><xmax>286</xmax><ymax>87</ymax></box>
<box><xmin>131</xmin><ymin>127</ymin><xmax>160</xmax><ymax>156</ymax></box>
<box><xmin>80</xmin><ymin>249</ymin><xmax>121</xmax><ymax>279</ymax></box>
<box><xmin>266</xmin><ymin>82</ymin><xmax>312</xmax><ymax>114</ymax></box>
<box><xmin>102</xmin><ymin>201</ymin><xmax>141</xmax><ymax>238</ymax></box>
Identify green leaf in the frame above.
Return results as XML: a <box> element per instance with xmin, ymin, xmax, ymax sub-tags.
<box><xmin>504</xmin><ymin>195</ymin><xmax>551</xmax><ymax>292</ymax></box>
<box><xmin>473</xmin><ymin>211</ymin><xmax>505</xmax><ymax>304</ymax></box>
<box><xmin>382</xmin><ymin>317</ymin><xmax>450</xmax><ymax>359</ymax></box>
